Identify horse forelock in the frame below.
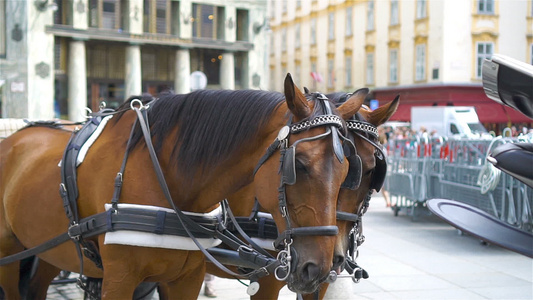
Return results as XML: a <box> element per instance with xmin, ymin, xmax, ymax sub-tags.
<box><xmin>125</xmin><ymin>90</ymin><xmax>285</xmax><ymax>179</ymax></box>
<box><xmin>296</xmin><ymin>92</ymin><xmax>341</xmax><ymax>121</ymax></box>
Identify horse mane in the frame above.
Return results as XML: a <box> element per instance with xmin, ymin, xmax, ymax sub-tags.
<box><xmin>121</xmin><ymin>90</ymin><xmax>286</xmax><ymax>178</ymax></box>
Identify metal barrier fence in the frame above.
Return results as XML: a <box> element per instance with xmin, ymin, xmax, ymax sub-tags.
<box><xmin>0</xmin><ymin>118</ymin><xmax>27</xmax><ymax>140</ymax></box>
<box><xmin>384</xmin><ymin>133</ymin><xmax>533</xmax><ymax>233</ymax></box>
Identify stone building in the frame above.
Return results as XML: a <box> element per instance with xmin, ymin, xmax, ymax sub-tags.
<box><xmin>0</xmin><ymin>0</ymin><xmax>270</xmax><ymax>120</ymax></box>
<box><xmin>268</xmin><ymin>0</ymin><xmax>533</xmax><ymax>126</ymax></box>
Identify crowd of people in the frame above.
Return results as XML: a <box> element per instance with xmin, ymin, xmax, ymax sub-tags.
<box><xmin>376</xmin><ymin>123</ymin><xmax>532</xmax><ymax>208</ymax></box>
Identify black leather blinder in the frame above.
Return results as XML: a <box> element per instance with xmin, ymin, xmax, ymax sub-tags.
<box><xmin>281</xmin><ymin>146</ymin><xmax>297</xmax><ymax>185</ymax></box>
<box><xmin>371</xmin><ymin>149</ymin><xmax>387</xmax><ymax>192</ymax></box>
<box><xmin>342</xmin><ymin>138</ymin><xmax>356</xmax><ymax>158</ymax></box>
<box><xmin>342</xmin><ymin>153</ymin><xmax>363</xmax><ymax>190</ymax></box>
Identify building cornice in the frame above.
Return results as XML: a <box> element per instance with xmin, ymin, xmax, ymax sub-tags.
<box><xmin>46</xmin><ymin>25</ymin><xmax>254</xmax><ymax>52</ymax></box>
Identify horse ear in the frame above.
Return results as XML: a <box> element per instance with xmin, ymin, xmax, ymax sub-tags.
<box><xmin>284</xmin><ymin>73</ymin><xmax>311</xmax><ymax>119</ymax></box>
<box><xmin>367</xmin><ymin>94</ymin><xmax>400</xmax><ymax>126</ymax></box>
<box><xmin>337</xmin><ymin>88</ymin><xmax>368</xmax><ymax>120</ymax></box>
<box><xmin>304</xmin><ymin>87</ymin><xmax>310</xmax><ymax>94</ymax></box>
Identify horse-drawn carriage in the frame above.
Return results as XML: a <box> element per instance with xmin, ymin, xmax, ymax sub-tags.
<box><xmin>0</xmin><ymin>75</ymin><xmax>398</xmax><ymax>299</ymax></box>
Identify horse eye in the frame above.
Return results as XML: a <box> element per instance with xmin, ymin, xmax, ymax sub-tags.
<box><xmin>295</xmin><ymin>159</ymin><xmax>309</xmax><ymax>174</ymax></box>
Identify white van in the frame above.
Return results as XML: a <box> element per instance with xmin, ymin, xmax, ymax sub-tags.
<box><xmin>411</xmin><ymin>106</ymin><xmax>488</xmax><ymax>137</ymax></box>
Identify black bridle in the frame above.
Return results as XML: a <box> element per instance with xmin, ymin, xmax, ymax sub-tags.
<box><xmin>252</xmin><ymin>94</ymin><xmax>353</xmax><ymax>281</ymax></box>
<box><xmin>336</xmin><ymin>112</ymin><xmax>387</xmax><ymax>283</ymax></box>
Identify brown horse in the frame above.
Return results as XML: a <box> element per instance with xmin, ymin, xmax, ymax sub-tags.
<box><xmin>206</xmin><ymin>92</ymin><xmax>400</xmax><ymax>299</ymax></box>
<box><xmin>0</xmin><ymin>74</ymin><xmax>364</xmax><ymax>299</ymax></box>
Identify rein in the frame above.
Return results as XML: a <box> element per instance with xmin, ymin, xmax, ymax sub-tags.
<box><xmin>129</xmin><ymin>101</ymin><xmax>279</xmax><ymax>281</ymax></box>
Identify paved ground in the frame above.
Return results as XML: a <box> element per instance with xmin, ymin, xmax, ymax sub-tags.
<box><xmin>47</xmin><ymin>192</ymin><xmax>533</xmax><ymax>299</ymax></box>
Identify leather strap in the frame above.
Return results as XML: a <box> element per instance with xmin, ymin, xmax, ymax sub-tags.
<box><xmin>133</xmin><ymin>107</ymin><xmax>279</xmax><ymax>279</ymax></box>
<box><xmin>0</xmin><ymin>233</ymin><xmax>70</xmax><ymax>266</ymax></box>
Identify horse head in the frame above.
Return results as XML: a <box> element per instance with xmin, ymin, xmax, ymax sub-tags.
<box><xmin>332</xmin><ymin>92</ymin><xmax>400</xmax><ymax>273</ymax></box>
<box><xmin>254</xmin><ymin>74</ymin><xmax>364</xmax><ymax>294</ymax></box>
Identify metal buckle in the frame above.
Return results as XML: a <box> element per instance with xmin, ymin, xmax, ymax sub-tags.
<box><xmin>274</xmin><ymin>238</ymin><xmax>293</xmax><ymax>281</ymax></box>
<box><xmin>280</xmin><ymin>205</ymin><xmax>288</xmax><ymax>218</ymax></box>
<box><xmin>68</xmin><ymin>222</ymin><xmax>81</xmax><ymax>241</ymax></box>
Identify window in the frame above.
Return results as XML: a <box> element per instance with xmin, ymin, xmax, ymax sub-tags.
<box><xmin>390</xmin><ymin>0</ymin><xmax>399</xmax><ymax>25</ymax></box>
<box><xmin>53</xmin><ymin>0</ymin><xmax>67</xmax><ymax>25</ymax></box>
<box><xmin>236</xmin><ymin>9</ymin><xmax>249</xmax><ymax>41</ymax></box>
<box><xmin>345</xmin><ymin>56</ymin><xmax>352</xmax><ymax>86</ymax></box>
<box><xmin>89</xmin><ymin>0</ymin><xmax>122</xmax><ymax>29</ymax></box>
<box><xmin>415</xmin><ymin>44</ymin><xmax>426</xmax><ymax>81</ymax></box>
<box><xmin>89</xmin><ymin>0</ymin><xmax>98</xmax><ymax>27</ymax></box>
<box><xmin>389</xmin><ymin>49</ymin><xmax>398</xmax><ymax>83</ymax></box>
<box><xmin>235</xmin><ymin>52</ymin><xmax>245</xmax><ymax>87</ymax></box>
<box><xmin>295</xmin><ymin>24</ymin><xmax>301</xmax><ymax>48</ymax></box>
<box><xmin>192</xmin><ymin>4</ymin><xmax>217</xmax><ymax>39</ymax></box>
<box><xmin>450</xmin><ymin>124</ymin><xmax>459</xmax><ymax>134</ymax></box>
<box><xmin>476</xmin><ymin>42</ymin><xmax>493</xmax><ymax>78</ymax></box>
<box><xmin>328</xmin><ymin>59</ymin><xmax>334</xmax><ymax>88</ymax></box>
<box><xmin>281</xmin><ymin>28</ymin><xmax>287</xmax><ymax>52</ymax></box>
<box><xmin>54</xmin><ymin>37</ymin><xmax>62</xmax><ymax>71</ymax></box>
<box><xmin>328</xmin><ymin>12</ymin><xmax>335</xmax><ymax>40</ymax></box>
<box><xmin>311</xmin><ymin>18</ymin><xmax>317</xmax><ymax>45</ymax></box>
<box><xmin>416</xmin><ymin>0</ymin><xmax>426</xmax><ymax>19</ymax></box>
<box><xmin>477</xmin><ymin>0</ymin><xmax>494</xmax><ymax>14</ymax></box>
<box><xmin>366</xmin><ymin>53</ymin><xmax>374</xmax><ymax>85</ymax></box>
<box><xmin>103</xmin><ymin>0</ymin><xmax>120</xmax><ymax>29</ymax></box>
<box><xmin>346</xmin><ymin>7</ymin><xmax>353</xmax><ymax>36</ymax></box>
<box><xmin>367</xmin><ymin>1</ymin><xmax>375</xmax><ymax>31</ymax></box>
<box><xmin>156</xmin><ymin>0</ymin><xmax>169</xmax><ymax>33</ymax></box>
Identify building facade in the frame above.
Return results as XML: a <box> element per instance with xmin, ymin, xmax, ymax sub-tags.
<box><xmin>0</xmin><ymin>0</ymin><xmax>269</xmax><ymax>120</ymax></box>
<box><xmin>268</xmin><ymin>0</ymin><xmax>533</xmax><ymax>128</ymax></box>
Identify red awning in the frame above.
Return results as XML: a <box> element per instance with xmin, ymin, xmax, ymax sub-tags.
<box><xmin>374</xmin><ymin>84</ymin><xmax>532</xmax><ymax>124</ymax></box>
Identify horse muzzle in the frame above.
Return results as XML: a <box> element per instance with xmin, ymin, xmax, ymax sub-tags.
<box><xmin>274</xmin><ymin>227</ymin><xmax>338</xmax><ymax>294</ymax></box>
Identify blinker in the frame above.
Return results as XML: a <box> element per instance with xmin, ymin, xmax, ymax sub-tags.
<box><xmin>342</xmin><ymin>138</ymin><xmax>356</xmax><ymax>158</ymax></box>
<box><xmin>281</xmin><ymin>146</ymin><xmax>297</xmax><ymax>185</ymax></box>
<box><xmin>370</xmin><ymin>148</ymin><xmax>387</xmax><ymax>192</ymax></box>
<box><xmin>342</xmin><ymin>154</ymin><xmax>362</xmax><ymax>190</ymax></box>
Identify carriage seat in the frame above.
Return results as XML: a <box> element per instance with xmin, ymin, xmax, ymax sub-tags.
<box><xmin>488</xmin><ymin>142</ymin><xmax>533</xmax><ymax>188</ymax></box>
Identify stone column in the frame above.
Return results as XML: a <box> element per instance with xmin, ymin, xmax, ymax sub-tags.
<box><xmin>178</xmin><ymin>0</ymin><xmax>193</xmax><ymax>39</ymax></box>
<box><xmin>174</xmin><ymin>48</ymin><xmax>191</xmax><ymax>93</ymax></box>
<box><xmin>68</xmin><ymin>40</ymin><xmax>87</xmax><ymax>122</ymax></box>
<box><xmin>72</xmin><ymin>0</ymin><xmax>88</xmax><ymax>29</ymax></box>
<box><xmin>220</xmin><ymin>52</ymin><xmax>235</xmax><ymax>90</ymax></box>
<box><xmin>125</xmin><ymin>44</ymin><xmax>142</xmax><ymax>99</ymax></box>
<box><xmin>126</xmin><ymin>0</ymin><xmax>143</xmax><ymax>34</ymax></box>
<box><xmin>218</xmin><ymin>6</ymin><xmax>236</xmax><ymax>89</ymax></box>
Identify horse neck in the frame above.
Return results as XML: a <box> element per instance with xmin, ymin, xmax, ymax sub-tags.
<box><xmin>155</xmin><ymin>105</ymin><xmax>289</xmax><ymax>213</ymax></box>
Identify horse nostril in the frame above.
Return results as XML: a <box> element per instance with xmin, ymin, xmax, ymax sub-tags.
<box><xmin>301</xmin><ymin>262</ymin><xmax>321</xmax><ymax>282</ymax></box>
<box><xmin>332</xmin><ymin>255</ymin><xmax>345</xmax><ymax>270</ymax></box>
